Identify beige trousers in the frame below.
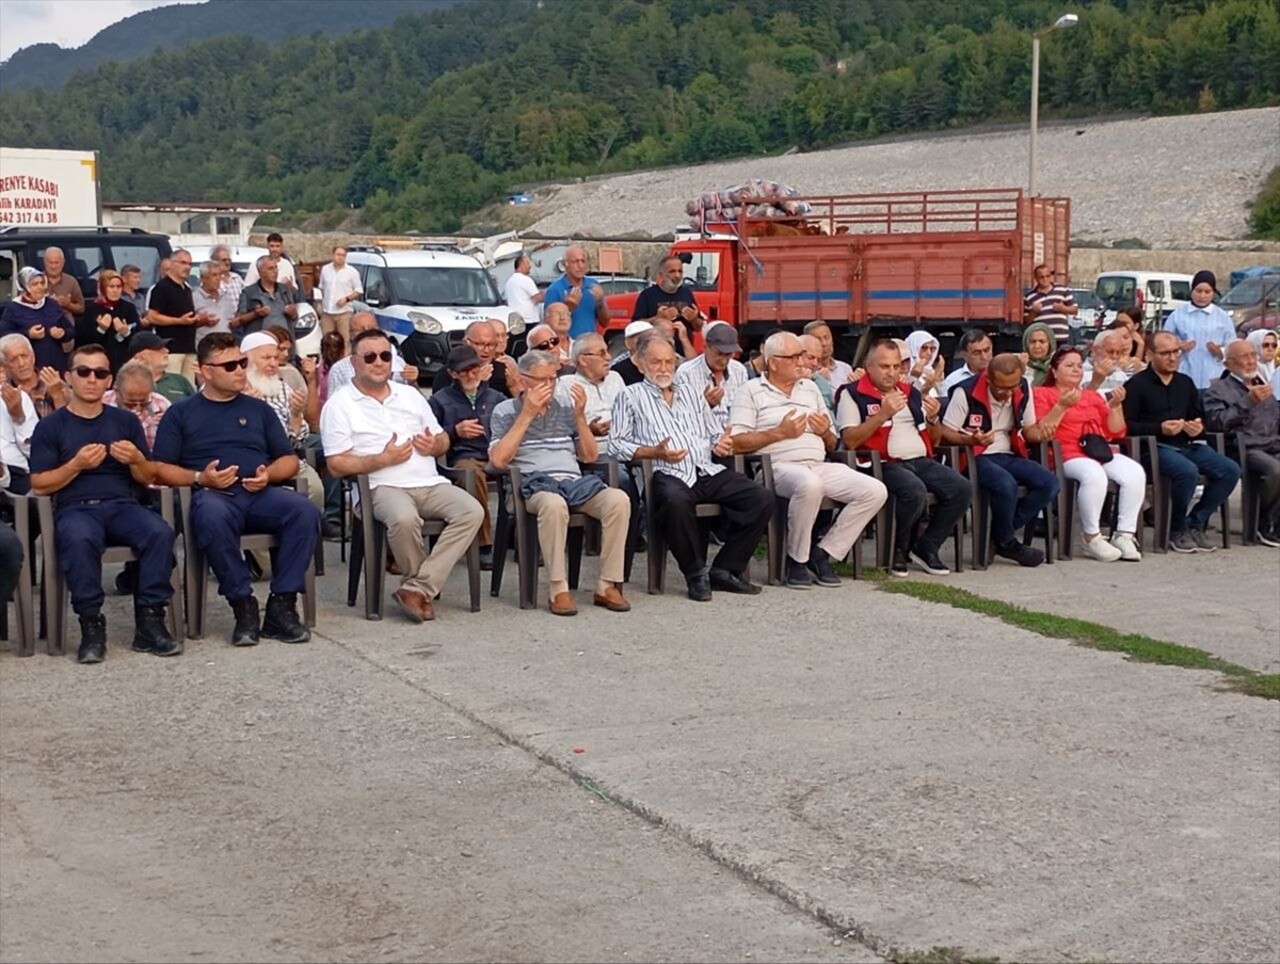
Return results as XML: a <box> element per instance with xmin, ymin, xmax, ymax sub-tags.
<box><xmin>525</xmin><ymin>487</ymin><xmax>630</xmax><ymax>586</ymax></box>
<box><xmin>370</xmin><ymin>482</ymin><xmax>484</xmax><ymax>599</ymax></box>
<box><xmin>166</xmin><ymin>351</ymin><xmax>197</xmax><ymax>384</ymax></box>
<box><xmin>450</xmin><ymin>458</ymin><xmax>492</xmax><ymax>546</ymax></box>
<box><xmin>320</xmin><ymin>310</ymin><xmax>353</xmax><ymax>348</ymax></box>
<box><xmin>771</xmin><ymin>460</ymin><xmax>888</xmax><ymax>563</ymax></box>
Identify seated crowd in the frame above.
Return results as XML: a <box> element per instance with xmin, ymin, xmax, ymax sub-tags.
<box><xmin>0</xmin><ymin>253</ymin><xmax>1276</xmax><ymax>666</ymax></box>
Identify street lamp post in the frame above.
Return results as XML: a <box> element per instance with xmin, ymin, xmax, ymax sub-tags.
<box><xmin>1029</xmin><ymin>13</ymin><xmax>1080</xmax><ymax>197</ymax></box>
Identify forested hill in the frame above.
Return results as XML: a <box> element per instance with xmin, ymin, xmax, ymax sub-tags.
<box><xmin>0</xmin><ymin>0</ymin><xmax>459</xmax><ymax>91</ymax></box>
<box><xmin>1</xmin><ymin>0</ymin><xmax>1276</xmax><ymax>234</ymax></box>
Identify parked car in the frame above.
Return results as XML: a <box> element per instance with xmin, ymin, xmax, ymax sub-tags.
<box><xmin>345</xmin><ymin>244</ymin><xmax>525</xmax><ymax>382</ymax></box>
<box><xmin>1067</xmin><ymin>286</ymin><xmax>1112</xmax><ymax>332</ymax></box>
<box><xmin>1220</xmin><ymin>272</ymin><xmax>1280</xmax><ymax>335</ymax></box>
<box><xmin>1094</xmin><ymin>271</ymin><xmax>1193</xmax><ymax>326</ymax></box>
<box><xmin>0</xmin><ymin>225</ymin><xmax>171</xmax><ymax>308</ymax></box>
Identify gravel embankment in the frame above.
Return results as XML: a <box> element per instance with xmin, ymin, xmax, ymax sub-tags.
<box><xmin>528</xmin><ymin>107</ymin><xmax>1280</xmax><ymax>244</ymax></box>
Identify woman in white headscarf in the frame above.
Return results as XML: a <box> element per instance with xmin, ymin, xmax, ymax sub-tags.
<box><xmin>1245</xmin><ymin>328</ymin><xmax>1277</xmax><ymax>381</ymax></box>
<box><xmin>904</xmin><ymin>330</ymin><xmax>945</xmax><ymax>397</ymax></box>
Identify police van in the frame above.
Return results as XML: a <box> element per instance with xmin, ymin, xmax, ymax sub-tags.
<box><xmin>345</xmin><ymin>244</ymin><xmax>525</xmax><ymax>381</ymax></box>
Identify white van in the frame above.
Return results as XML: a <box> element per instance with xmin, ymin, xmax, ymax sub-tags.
<box><xmin>345</xmin><ymin>244</ymin><xmax>525</xmax><ymax>381</ymax></box>
<box><xmin>1094</xmin><ymin>271</ymin><xmax>1194</xmax><ymax>326</ymax></box>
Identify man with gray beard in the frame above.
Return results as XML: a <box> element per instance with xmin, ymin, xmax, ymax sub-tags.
<box><xmin>241</xmin><ymin>331</ymin><xmax>323</xmax><ymax>511</ymax></box>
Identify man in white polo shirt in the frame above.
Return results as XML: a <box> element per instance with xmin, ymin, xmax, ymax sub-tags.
<box><xmin>729</xmin><ymin>331</ymin><xmax>887</xmax><ymax>589</ymax></box>
<box><xmin>318</xmin><ymin>245</ymin><xmax>364</xmax><ymax>350</ymax></box>
<box><xmin>320</xmin><ymin>327</ymin><xmax>483</xmax><ymax>623</ymax></box>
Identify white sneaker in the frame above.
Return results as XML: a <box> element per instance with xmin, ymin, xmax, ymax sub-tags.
<box><xmin>1110</xmin><ymin>532</ymin><xmax>1142</xmax><ymax>561</ymax></box>
<box><xmin>1081</xmin><ymin>536</ymin><xmax>1123</xmax><ymax>562</ymax></box>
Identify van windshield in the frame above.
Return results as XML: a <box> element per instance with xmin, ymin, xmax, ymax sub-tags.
<box><xmin>386</xmin><ymin>267</ymin><xmax>501</xmax><ymax>307</ymax></box>
<box><xmin>1094</xmin><ymin>275</ymin><xmax>1136</xmax><ymax>310</ymax></box>
<box><xmin>1221</xmin><ymin>277</ymin><xmax>1278</xmax><ymax>306</ymax></box>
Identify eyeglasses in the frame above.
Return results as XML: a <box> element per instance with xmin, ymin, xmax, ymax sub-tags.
<box><xmin>203</xmin><ymin>357</ymin><xmax>250</xmax><ymax>372</ymax></box>
<box><xmin>771</xmin><ymin>352</ymin><xmax>802</xmax><ymax>360</ymax></box>
<box><xmin>531</xmin><ymin>337</ymin><xmax>560</xmax><ymax>351</ymax></box>
<box><xmin>1150</xmin><ymin>348</ymin><xmax>1182</xmax><ymax>357</ymax></box>
<box><xmin>71</xmin><ymin>366</ymin><xmax>111</xmax><ymax>380</ymax></box>
<box><xmin>361</xmin><ymin>351</ymin><xmax>394</xmax><ymax>364</ymax></box>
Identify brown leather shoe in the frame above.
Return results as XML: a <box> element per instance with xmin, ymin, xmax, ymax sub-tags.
<box><xmin>394</xmin><ymin>587</ymin><xmax>434</xmax><ymax>622</ymax></box>
<box><xmin>592</xmin><ymin>585</ymin><xmax>631</xmax><ymax>612</ymax></box>
<box><xmin>548</xmin><ymin>592</ymin><xmax>578</xmax><ymax>616</ymax></box>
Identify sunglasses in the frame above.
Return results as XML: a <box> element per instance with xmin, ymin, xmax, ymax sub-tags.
<box><xmin>531</xmin><ymin>337</ymin><xmax>560</xmax><ymax>351</ymax></box>
<box><xmin>71</xmin><ymin>366</ymin><xmax>111</xmax><ymax>380</ymax></box>
<box><xmin>361</xmin><ymin>351</ymin><xmax>394</xmax><ymax>364</ymax></box>
<box><xmin>203</xmin><ymin>357</ymin><xmax>250</xmax><ymax>372</ymax></box>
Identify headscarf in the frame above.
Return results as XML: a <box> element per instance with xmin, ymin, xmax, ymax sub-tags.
<box><xmin>1022</xmin><ymin>322</ymin><xmax>1057</xmax><ymax>387</ymax></box>
<box><xmin>1246</xmin><ymin>328</ymin><xmax>1278</xmax><ymax>381</ymax></box>
<box><xmin>17</xmin><ymin>267</ymin><xmax>46</xmax><ymax>308</ymax></box>
<box><xmin>905</xmin><ymin>330</ymin><xmax>939</xmax><ymax>365</ymax></box>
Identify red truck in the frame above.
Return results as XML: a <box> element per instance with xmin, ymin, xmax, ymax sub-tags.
<box><xmin>603</xmin><ymin>189</ymin><xmax>1070</xmax><ymax>360</ymax></box>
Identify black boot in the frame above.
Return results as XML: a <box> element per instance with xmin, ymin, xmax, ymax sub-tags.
<box><xmin>230</xmin><ymin>595</ymin><xmax>261</xmax><ymax>646</ymax></box>
<box><xmin>261</xmin><ymin>592</ymin><xmax>309</xmax><ymax>643</ymax></box>
<box><xmin>132</xmin><ymin>605</ymin><xmax>183</xmax><ymax>657</ymax></box>
<box><xmin>77</xmin><ymin>612</ymin><xmax>107</xmax><ymax>664</ymax></box>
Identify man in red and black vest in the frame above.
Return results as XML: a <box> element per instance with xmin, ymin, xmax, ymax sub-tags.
<box><xmin>837</xmin><ymin>339</ymin><xmax>971</xmax><ymax>577</ymax></box>
<box><xmin>940</xmin><ymin>353</ymin><xmax>1059</xmax><ymax>566</ymax></box>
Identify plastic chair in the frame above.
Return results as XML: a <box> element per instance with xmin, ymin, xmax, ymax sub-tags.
<box><xmin>37</xmin><ymin>490</ymin><xmax>184</xmax><ymax>655</ymax></box>
<box><xmin>854</xmin><ymin>448</ymin><xmax>966</xmax><ymax>573</ymax></box>
<box><xmin>0</xmin><ymin>491</ymin><xmax>40</xmax><ymax>655</ymax></box>
<box><xmin>345</xmin><ymin>470</ymin><xmax>481</xmax><ymax>620</ymax></box>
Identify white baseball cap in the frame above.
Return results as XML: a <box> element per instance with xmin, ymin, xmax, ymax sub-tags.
<box><xmin>624</xmin><ymin>320</ymin><xmax>653</xmax><ymax>339</ymax></box>
<box><xmin>239</xmin><ymin>332</ymin><xmax>279</xmax><ymax>353</ymax></box>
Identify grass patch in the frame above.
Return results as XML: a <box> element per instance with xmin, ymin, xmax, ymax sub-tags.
<box><xmin>869</xmin><ymin>576</ymin><xmax>1279</xmax><ymax>701</ymax></box>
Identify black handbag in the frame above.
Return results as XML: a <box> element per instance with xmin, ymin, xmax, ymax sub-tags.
<box><xmin>1079</xmin><ymin>432</ymin><xmax>1114</xmax><ymax>463</ymax></box>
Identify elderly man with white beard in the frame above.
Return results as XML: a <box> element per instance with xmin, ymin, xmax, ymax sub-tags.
<box><xmin>241</xmin><ymin>330</ymin><xmax>324</xmax><ymax>510</ymax></box>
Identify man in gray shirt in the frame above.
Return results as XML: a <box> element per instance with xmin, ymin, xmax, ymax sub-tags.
<box><xmin>489</xmin><ymin>349</ymin><xmax>631</xmax><ymax>617</ymax></box>
<box><xmin>235</xmin><ymin>256</ymin><xmax>297</xmax><ymax>339</ymax></box>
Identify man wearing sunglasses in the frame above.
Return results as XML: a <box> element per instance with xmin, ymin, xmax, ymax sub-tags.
<box><xmin>152</xmin><ymin>332</ymin><xmax>319</xmax><ymax>645</ymax></box>
<box><xmin>27</xmin><ymin>345</ymin><xmax>181</xmax><ymax>663</ymax></box>
<box><xmin>322</xmin><ymin>329</ymin><xmax>484</xmax><ymax>623</ymax></box>
<box><xmin>525</xmin><ymin>324</ymin><xmax>573</xmax><ymax>374</ymax></box>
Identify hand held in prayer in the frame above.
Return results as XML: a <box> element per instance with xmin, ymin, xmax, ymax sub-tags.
<box><xmin>1182</xmin><ymin>418</ymin><xmax>1204</xmax><ymax>438</ymax></box>
<box><xmin>108</xmin><ymin>440</ymin><xmax>142</xmax><ymax>465</ymax></box>
<box><xmin>525</xmin><ymin>380</ymin><xmax>554</xmax><ymax>415</ymax></box>
<box><xmin>28</xmin><ymin>325</ymin><xmax>46</xmax><ymax>341</ymax></box>
<box><xmin>1</xmin><ymin>383</ymin><xmax>22</xmax><ymax>418</ymax></box>
<box><xmin>1249</xmin><ymin>383</ymin><xmax>1273</xmax><ymax>405</ymax></box>
<box><xmin>569</xmin><ymin>382</ymin><xmax>587</xmax><ymax>415</ymax></box>
<box><xmin>1160</xmin><ymin>419</ymin><xmax>1185</xmax><ymax>436</ymax></box>
<box><xmin>1108</xmin><ymin>386</ymin><xmax>1127</xmax><ymax>407</ymax></box>
<box><xmin>1058</xmin><ymin>388</ymin><xmax>1082</xmax><ymax>408</ymax></box>
<box><xmin>201</xmin><ymin>459</ymin><xmax>240</xmax><ymax>489</ymax></box>
<box><xmin>380</xmin><ymin>434</ymin><xmax>413</xmax><ymax>467</ymax></box>
<box><xmin>288</xmin><ymin>389</ymin><xmax>307</xmax><ymax>416</ymax></box>
<box><xmin>455</xmin><ymin>418</ymin><xmax>485</xmax><ymax>439</ymax></box>
<box><xmin>49</xmin><ymin>325</ymin><xmax>66</xmax><ymax>340</ymax></box>
<box><xmin>73</xmin><ymin>443</ymin><xmax>107</xmax><ymax>470</ymax></box>
<box><xmin>922</xmin><ymin>395</ymin><xmax>941</xmax><ymax>419</ymax></box>
<box><xmin>655</xmin><ymin>436</ymin><xmax>688</xmax><ymax>464</ymax></box>
<box><xmin>589</xmin><ymin>417</ymin><xmax>610</xmax><ymax>437</ymax></box>
<box><xmin>882</xmin><ymin>390</ymin><xmax>908</xmax><ymax>415</ymax></box>
<box><xmin>410</xmin><ymin>432</ymin><xmax>435</xmax><ymax>457</ymax></box>
<box><xmin>806</xmin><ymin>411</ymin><xmax>831</xmax><ymax>435</ymax></box>
<box><xmin>242</xmin><ymin>464</ymin><xmax>270</xmax><ymax>493</ymax></box>
<box><xmin>704</xmin><ymin>383</ymin><xmax>725</xmax><ymax>407</ymax></box>
<box><xmin>712</xmin><ymin>428</ymin><xmax>734</xmax><ymax>458</ymax></box>
<box><xmin>1180</xmin><ymin>339</ymin><xmax>1196</xmax><ymax>353</ymax></box>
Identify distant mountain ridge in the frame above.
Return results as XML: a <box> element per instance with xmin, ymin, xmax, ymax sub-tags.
<box><xmin>0</xmin><ymin>0</ymin><xmax>460</xmax><ymax>90</ymax></box>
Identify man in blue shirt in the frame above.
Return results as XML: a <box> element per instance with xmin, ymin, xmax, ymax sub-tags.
<box><xmin>542</xmin><ymin>246</ymin><xmax>610</xmax><ymax>340</ymax></box>
<box><xmin>1163</xmin><ymin>270</ymin><xmax>1238</xmax><ymax>390</ymax></box>
<box><xmin>28</xmin><ymin>344</ymin><xmax>180</xmax><ymax>664</ymax></box>
<box><xmin>152</xmin><ymin>332</ymin><xmax>320</xmax><ymax>646</ymax></box>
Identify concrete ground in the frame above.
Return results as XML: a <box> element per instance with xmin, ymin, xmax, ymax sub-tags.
<box><xmin>2</xmin><ymin>535</ymin><xmax>1278</xmax><ymax>964</ymax></box>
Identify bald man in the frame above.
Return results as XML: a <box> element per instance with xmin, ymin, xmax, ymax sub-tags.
<box><xmin>543</xmin><ymin>246</ymin><xmax>608</xmax><ymax>340</ymax></box>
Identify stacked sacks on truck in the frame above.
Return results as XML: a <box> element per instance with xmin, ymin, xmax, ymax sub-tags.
<box><xmin>685</xmin><ymin>179</ymin><xmax>812</xmax><ymax>231</ymax></box>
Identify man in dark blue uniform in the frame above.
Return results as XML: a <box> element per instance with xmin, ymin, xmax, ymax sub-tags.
<box><xmin>28</xmin><ymin>344</ymin><xmax>180</xmax><ymax>664</ymax></box>
<box><xmin>152</xmin><ymin>332</ymin><xmax>318</xmax><ymax>646</ymax></box>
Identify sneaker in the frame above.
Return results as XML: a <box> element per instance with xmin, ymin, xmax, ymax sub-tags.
<box><xmin>807</xmin><ymin>551</ymin><xmax>842</xmax><ymax>587</ymax></box>
<box><xmin>1188</xmin><ymin>527</ymin><xmax>1216</xmax><ymax>552</ymax></box>
<box><xmin>993</xmin><ymin>540</ymin><xmax>1045</xmax><ymax>567</ymax></box>
<box><xmin>1169</xmin><ymin>530</ymin><xmax>1198</xmax><ymax>554</ymax></box>
<box><xmin>785</xmin><ymin>557</ymin><xmax>815</xmax><ymax>589</ymax></box>
<box><xmin>1109</xmin><ymin>532</ymin><xmax>1142</xmax><ymax>561</ymax></box>
<box><xmin>910</xmin><ymin>544</ymin><xmax>951</xmax><ymax>576</ymax></box>
<box><xmin>1080</xmin><ymin>536</ymin><xmax>1123</xmax><ymax>562</ymax></box>
<box><xmin>889</xmin><ymin>548</ymin><xmax>910</xmax><ymax>577</ymax></box>
<box><xmin>1257</xmin><ymin>527</ymin><xmax>1280</xmax><ymax>548</ymax></box>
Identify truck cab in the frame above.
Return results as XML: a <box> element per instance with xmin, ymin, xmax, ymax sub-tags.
<box><xmin>0</xmin><ymin>225</ymin><xmax>172</xmax><ymax>308</ymax></box>
<box><xmin>344</xmin><ymin>244</ymin><xmax>526</xmax><ymax>382</ymax></box>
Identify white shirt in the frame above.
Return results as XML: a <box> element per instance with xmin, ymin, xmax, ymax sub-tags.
<box><xmin>244</xmin><ymin>256</ymin><xmax>297</xmax><ymax>289</ymax></box>
<box><xmin>827</xmin><ymin>359</ymin><xmax>853</xmax><ymax>386</ymax></box>
<box><xmin>320</xmin><ymin>380</ymin><xmax>449</xmax><ymax>491</ymax></box>
<box><xmin>192</xmin><ymin>283</ymin><xmax>237</xmax><ymax>343</ymax></box>
<box><xmin>942</xmin><ymin>364</ymin><xmax>977</xmax><ymax>394</ymax></box>
<box><xmin>504</xmin><ymin>272</ymin><xmax>541</xmax><ymax>328</ymax></box>
<box><xmin>1082</xmin><ymin>361</ymin><xmax>1132</xmax><ymax>397</ymax></box>
<box><xmin>836</xmin><ymin>392</ymin><xmax>928</xmax><ymax>460</ymax></box>
<box><xmin>561</xmin><ymin>370</ymin><xmax>624</xmax><ymax>430</ymax></box>
<box><xmin>320</xmin><ymin>263</ymin><xmax>363</xmax><ymax>314</ymax></box>
<box><xmin>0</xmin><ymin>389</ymin><xmax>37</xmax><ymax>471</ymax></box>
<box><xmin>729</xmin><ymin>376</ymin><xmax>828</xmax><ymax>464</ymax></box>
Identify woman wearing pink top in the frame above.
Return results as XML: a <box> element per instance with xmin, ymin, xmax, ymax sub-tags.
<box><xmin>1033</xmin><ymin>347</ymin><xmax>1146</xmax><ymax>563</ymax></box>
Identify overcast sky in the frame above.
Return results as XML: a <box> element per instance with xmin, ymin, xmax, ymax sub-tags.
<box><xmin>0</xmin><ymin>0</ymin><xmax>202</xmax><ymax>61</ymax></box>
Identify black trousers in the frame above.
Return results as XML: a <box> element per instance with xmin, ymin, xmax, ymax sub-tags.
<box><xmin>650</xmin><ymin>469</ymin><xmax>772</xmax><ymax>577</ymax></box>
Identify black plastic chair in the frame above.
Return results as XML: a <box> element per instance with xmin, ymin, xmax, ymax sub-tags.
<box><xmin>345</xmin><ymin>470</ymin><xmax>482</xmax><ymax>620</ymax></box>
<box><xmin>0</xmin><ymin>491</ymin><xmax>40</xmax><ymax>654</ymax></box>
<box><xmin>854</xmin><ymin>448</ymin><xmax>966</xmax><ymax>573</ymax></box>
<box><xmin>954</xmin><ymin>446</ymin><xmax>1055</xmax><ymax>570</ymax></box>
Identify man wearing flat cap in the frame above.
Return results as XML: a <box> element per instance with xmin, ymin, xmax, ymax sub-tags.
<box><xmin>428</xmin><ymin>344</ymin><xmax>506</xmax><ymax>570</ymax></box>
<box><xmin>676</xmin><ymin>320</ymin><xmax>748</xmax><ymax>430</ymax></box>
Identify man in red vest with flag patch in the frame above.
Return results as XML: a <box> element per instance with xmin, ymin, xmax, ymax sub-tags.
<box><xmin>940</xmin><ymin>352</ymin><xmax>1059</xmax><ymax>567</ymax></box>
<box><xmin>837</xmin><ymin>339</ymin><xmax>971</xmax><ymax>577</ymax></box>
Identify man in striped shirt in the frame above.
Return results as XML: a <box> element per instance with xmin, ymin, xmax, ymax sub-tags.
<box><xmin>1023</xmin><ymin>264</ymin><xmax>1078</xmax><ymax>346</ymax></box>
<box><xmin>674</xmin><ymin>321</ymin><xmax>748</xmax><ymax>430</ymax></box>
<box><xmin>609</xmin><ymin>333</ymin><xmax>772</xmax><ymax>602</ymax></box>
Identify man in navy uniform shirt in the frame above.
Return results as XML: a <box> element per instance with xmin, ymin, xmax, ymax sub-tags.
<box><xmin>28</xmin><ymin>344</ymin><xmax>180</xmax><ymax>664</ymax></box>
<box><xmin>152</xmin><ymin>332</ymin><xmax>319</xmax><ymax>646</ymax></box>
